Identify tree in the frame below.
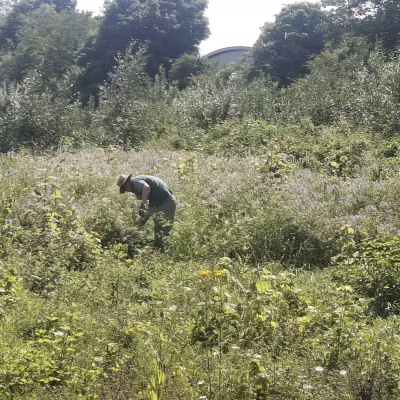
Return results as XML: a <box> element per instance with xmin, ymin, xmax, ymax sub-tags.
<box><xmin>321</xmin><ymin>0</ymin><xmax>400</xmax><ymax>50</ymax></box>
<box><xmin>0</xmin><ymin>0</ymin><xmax>77</xmax><ymax>51</ymax></box>
<box><xmin>76</xmin><ymin>0</ymin><xmax>209</xmax><ymax>102</ymax></box>
<box><xmin>0</xmin><ymin>4</ymin><xmax>99</xmax><ymax>83</ymax></box>
<box><xmin>251</xmin><ymin>2</ymin><xmax>327</xmax><ymax>86</ymax></box>
<box><xmin>170</xmin><ymin>53</ymin><xmax>213</xmax><ymax>89</ymax></box>
<box><xmin>0</xmin><ymin>0</ymin><xmax>15</xmax><ymax>25</ymax></box>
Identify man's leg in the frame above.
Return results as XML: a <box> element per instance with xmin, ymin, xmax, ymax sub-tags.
<box><xmin>152</xmin><ymin>196</ymin><xmax>176</xmax><ymax>251</ymax></box>
<box><xmin>153</xmin><ymin>216</ymin><xmax>166</xmax><ymax>250</ymax></box>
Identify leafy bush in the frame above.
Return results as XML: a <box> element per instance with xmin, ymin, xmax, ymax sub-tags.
<box><xmin>6</xmin><ymin>186</ymin><xmax>101</xmax><ymax>295</ymax></box>
<box><xmin>251</xmin><ymin>215</ymin><xmax>334</xmax><ymax>268</ymax></box>
<box><xmin>198</xmin><ymin>118</ymin><xmax>272</xmax><ymax>156</ymax></box>
<box><xmin>170</xmin><ymin>53</ymin><xmax>214</xmax><ymax>90</ymax></box>
<box><xmin>173</xmin><ymin>66</ymin><xmax>249</xmax><ymax>129</ymax></box>
<box><xmin>283</xmin><ymin>39</ymin><xmax>400</xmax><ymax>134</ymax></box>
<box><xmin>0</xmin><ymin>74</ymin><xmax>90</xmax><ymax>151</ymax></box>
<box><xmin>332</xmin><ymin>228</ymin><xmax>400</xmax><ymax>316</ymax></box>
<box><xmin>0</xmin><ymin>263</ymin><xmax>20</xmax><ymax>318</ymax></box>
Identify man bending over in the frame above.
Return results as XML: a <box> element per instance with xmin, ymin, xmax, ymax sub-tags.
<box><xmin>117</xmin><ymin>174</ymin><xmax>176</xmax><ymax>251</ymax></box>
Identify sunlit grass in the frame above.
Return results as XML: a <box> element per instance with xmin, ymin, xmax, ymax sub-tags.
<box><xmin>1</xmin><ymin>143</ymin><xmax>400</xmax><ymax>399</ymax></box>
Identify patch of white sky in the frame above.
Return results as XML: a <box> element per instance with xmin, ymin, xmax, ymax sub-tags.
<box><xmin>76</xmin><ymin>0</ymin><xmax>317</xmax><ymax>55</ymax></box>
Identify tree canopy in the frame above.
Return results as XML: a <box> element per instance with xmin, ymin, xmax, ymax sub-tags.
<box><xmin>76</xmin><ymin>0</ymin><xmax>209</xmax><ymax>101</ymax></box>
<box><xmin>0</xmin><ymin>0</ymin><xmax>77</xmax><ymax>51</ymax></box>
<box><xmin>1</xmin><ymin>0</ymin><xmax>400</xmax><ymax>111</ymax></box>
<box><xmin>322</xmin><ymin>0</ymin><xmax>400</xmax><ymax>50</ymax></box>
<box><xmin>0</xmin><ymin>4</ymin><xmax>98</xmax><ymax>83</ymax></box>
<box><xmin>251</xmin><ymin>2</ymin><xmax>327</xmax><ymax>85</ymax></box>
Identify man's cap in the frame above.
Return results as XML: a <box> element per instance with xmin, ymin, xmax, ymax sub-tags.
<box><xmin>117</xmin><ymin>173</ymin><xmax>132</xmax><ymax>194</ymax></box>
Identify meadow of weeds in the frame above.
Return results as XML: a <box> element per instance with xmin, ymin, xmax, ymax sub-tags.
<box><xmin>2</xmin><ymin>122</ymin><xmax>400</xmax><ymax>399</ymax></box>
<box><xmin>2</xmin><ymin>39</ymin><xmax>400</xmax><ymax>399</ymax></box>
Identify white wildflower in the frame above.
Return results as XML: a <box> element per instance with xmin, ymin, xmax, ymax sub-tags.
<box><xmin>303</xmin><ymin>384</ymin><xmax>313</xmax><ymax>390</ymax></box>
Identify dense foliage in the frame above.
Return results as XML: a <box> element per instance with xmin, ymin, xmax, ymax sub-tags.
<box><xmin>322</xmin><ymin>0</ymin><xmax>400</xmax><ymax>49</ymax></box>
<box><xmin>0</xmin><ymin>4</ymin><xmax>98</xmax><ymax>83</ymax></box>
<box><xmin>0</xmin><ymin>0</ymin><xmax>77</xmax><ymax>51</ymax></box>
<box><xmin>75</xmin><ymin>0</ymin><xmax>209</xmax><ymax>100</ymax></box>
<box><xmin>2</xmin><ymin>137</ymin><xmax>400</xmax><ymax>398</ymax></box>
<box><xmin>1</xmin><ymin>0</ymin><xmax>400</xmax><ymax>398</ymax></box>
<box><xmin>170</xmin><ymin>53</ymin><xmax>214</xmax><ymax>89</ymax></box>
<box><xmin>251</xmin><ymin>2</ymin><xmax>327</xmax><ymax>85</ymax></box>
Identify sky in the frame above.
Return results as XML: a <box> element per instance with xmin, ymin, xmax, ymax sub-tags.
<box><xmin>76</xmin><ymin>0</ymin><xmax>316</xmax><ymax>55</ymax></box>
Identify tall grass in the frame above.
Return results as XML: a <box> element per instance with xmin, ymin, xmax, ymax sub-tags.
<box><xmin>1</xmin><ymin>137</ymin><xmax>400</xmax><ymax>398</ymax></box>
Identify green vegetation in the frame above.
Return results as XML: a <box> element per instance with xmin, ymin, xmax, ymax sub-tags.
<box><xmin>170</xmin><ymin>54</ymin><xmax>215</xmax><ymax>90</ymax></box>
<box><xmin>251</xmin><ymin>2</ymin><xmax>327</xmax><ymax>85</ymax></box>
<box><xmin>75</xmin><ymin>0</ymin><xmax>209</xmax><ymax>101</ymax></box>
<box><xmin>2</xmin><ymin>0</ymin><xmax>400</xmax><ymax>398</ymax></box>
<box><xmin>2</xmin><ymin>135</ymin><xmax>400</xmax><ymax>398</ymax></box>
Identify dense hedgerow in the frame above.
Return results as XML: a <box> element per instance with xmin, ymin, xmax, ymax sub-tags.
<box><xmin>0</xmin><ymin>39</ymin><xmax>400</xmax><ymax>152</ymax></box>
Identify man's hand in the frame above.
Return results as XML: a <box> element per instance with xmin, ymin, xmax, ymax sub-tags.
<box><xmin>138</xmin><ymin>204</ymin><xmax>150</xmax><ymax>228</ymax></box>
<box><xmin>138</xmin><ymin>203</ymin><xmax>148</xmax><ymax>217</ymax></box>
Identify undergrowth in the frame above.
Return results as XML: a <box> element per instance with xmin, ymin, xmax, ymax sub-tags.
<box><xmin>1</xmin><ymin>134</ymin><xmax>400</xmax><ymax>398</ymax></box>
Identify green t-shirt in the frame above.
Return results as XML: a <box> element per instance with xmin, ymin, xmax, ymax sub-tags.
<box><xmin>130</xmin><ymin>175</ymin><xmax>173</xmax><ymax>207</ymax></box>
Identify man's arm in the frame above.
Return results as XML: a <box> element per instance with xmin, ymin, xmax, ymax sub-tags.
<box><xmin>132</xmin><ymin>179</ymin><xmax>150</xmax><ymax>205</ymax></box>
<box><xmin>138</xmin><ymin>185</ymin><xmax>150</xmax><ymax>227</ymax></box>
<box><xmin>141</xmin><ymin>183</ymin><xmax>150</xmax><ymax>205</ymax></box>
<box><xmin>138</xmin><ymin>183</ymin><xmax>150</xmax><ymax>227</ymax></box>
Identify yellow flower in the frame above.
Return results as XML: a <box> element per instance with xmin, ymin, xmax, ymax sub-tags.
<box><xmin>214</xmin><ymin>269</ymin><xmax>228</xmax><ymax>277</ymax></box>
<box><xmin>340</xmin><ymin>224</ymin><xmax>354</xmax><ymax>235</ymax></box>
<box><xmin>198</xmin><ymin>270</ymin><xmax>211</xmax><ymax>276</ymax></box>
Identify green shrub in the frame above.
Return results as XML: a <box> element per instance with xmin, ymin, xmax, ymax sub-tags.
<box><xmin>332</xmin><ymin>229</ymin><xmax>400</xmax><ymax>316</ymax></box>
<box><xmin>199</xmin><ymin>118</ymin><xmax>273</xmax><ymax>156</ymax></box>
<box><xmin>250</xmin><ymin>214</ymin><xmax>334</xmax><ymax>268</ymax></box>
<box><xmin>170</xmin><ymin>53</ymin><xmax>214</xmax><ymax>90</ymax></box>
<box><xmin>0</xmin><ymin>75</ymin><xmax>90</xmax><ymax>152</ymax></box>
<box><xmin>10</xmin><ymin>189</ymin><xmax>101</xmax><ymax>294</ymax></box>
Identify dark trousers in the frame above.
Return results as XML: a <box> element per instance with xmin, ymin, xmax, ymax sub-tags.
<box><xmin>148</xmin><ymin>195</ymin><xmax>177</xmax><ymax>250</ymax></box>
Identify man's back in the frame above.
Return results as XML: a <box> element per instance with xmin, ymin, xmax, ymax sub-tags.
<box><xmin>131</xmin><ymin>175</ymin><xmax>173</xmax><ymax>207</ymax></box>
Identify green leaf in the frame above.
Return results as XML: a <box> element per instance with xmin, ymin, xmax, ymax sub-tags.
<box><xmin>48</xmin><ymin>221</ymin><xmax>57</xmax><ymax>230</ymax></box>
<box><xmin>51</xmin><ymin>190</ymin><xmax>62</xmax><ymax>199</ymax></box>
<box><xmin>256</xmin><ymin>280</ymin><xmax>270</xmax><ymax>293</ymax></box>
